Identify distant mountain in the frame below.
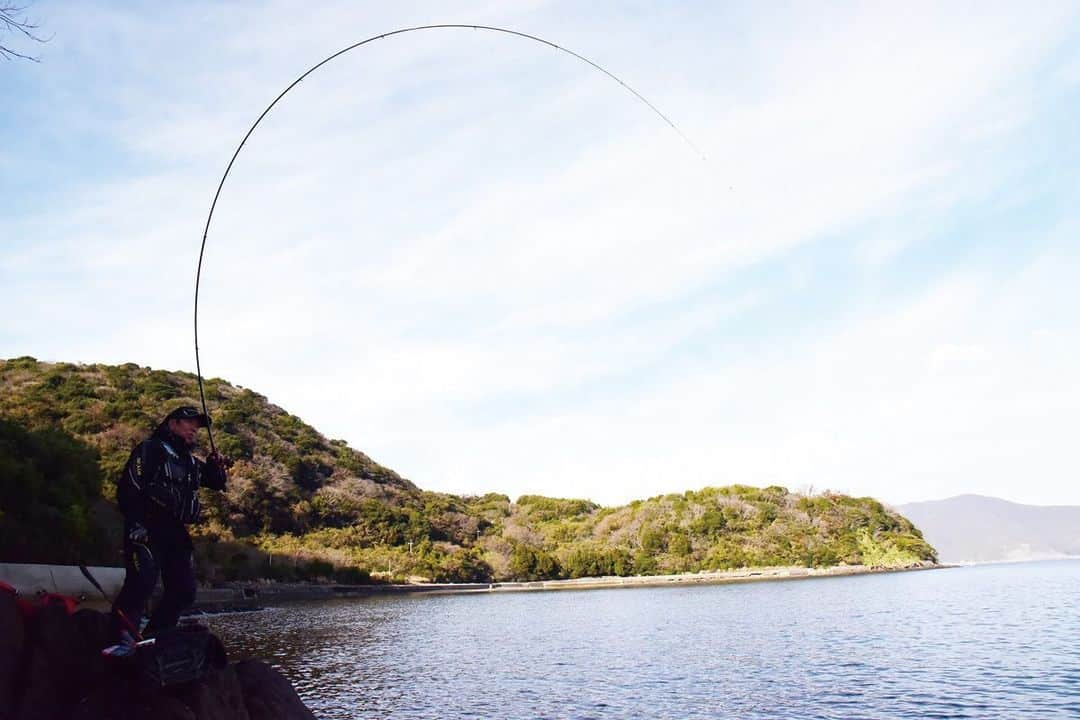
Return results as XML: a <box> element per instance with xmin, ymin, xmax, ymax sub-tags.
<box><xmin>897</xmin><ymin>494</ymin><xmax>1080</xmax><ymax>563</ymax></box>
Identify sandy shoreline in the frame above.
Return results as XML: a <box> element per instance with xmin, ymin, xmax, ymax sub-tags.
<box><xmin>475</xmin><ymin>561</ymin><xmax>945</xmax><ymax>593</ymax></box>
<box><xmin>193</xmin><ymin>561</ymin><xmax>947</xmax><ymax>607</ymax></box>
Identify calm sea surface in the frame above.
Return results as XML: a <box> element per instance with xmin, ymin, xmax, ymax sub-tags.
<box><xmin>211</xmin><ymin>560</ymin><xmax>1080</xmax><ymax>719</ymax></box>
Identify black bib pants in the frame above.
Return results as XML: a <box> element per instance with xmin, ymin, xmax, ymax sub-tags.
<box><xmin>113</xmin><ymin>520</ymin><xmax>197</xmax><ymax>635</ymax></box>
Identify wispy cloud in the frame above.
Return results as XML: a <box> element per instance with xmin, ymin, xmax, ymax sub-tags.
<box><xmin>3</xmin><ymin>1</ymin><xmax>1079</xmax><ymax>506</ymax></box>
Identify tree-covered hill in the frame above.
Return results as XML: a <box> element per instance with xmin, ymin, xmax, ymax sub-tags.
<box><xmin>0</xmin><ymin>358</ymin><xmax>936</xmax><ymax>583</ymax></box>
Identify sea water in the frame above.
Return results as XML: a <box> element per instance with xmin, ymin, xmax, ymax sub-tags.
<box><xmin>212</xmin><ymin>560</ymin><xmax>1080</xmax><ymax>719</ymax></box>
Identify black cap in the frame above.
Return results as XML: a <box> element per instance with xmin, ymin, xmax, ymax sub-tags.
<box><xmin>164</xmin><ymin>406</ymin><xmax>210</xmax><ymax>427</ymax></box>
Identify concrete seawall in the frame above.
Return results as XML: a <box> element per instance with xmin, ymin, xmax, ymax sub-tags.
<box><xmin>1</xmin><ymin>561</ymin><xmax>945</xmax><ymax>610</ymax></box>
<box><xmin>0</xmin><ymin>563</ymin><xmax>125</xmax><ymax>600</ymax></box>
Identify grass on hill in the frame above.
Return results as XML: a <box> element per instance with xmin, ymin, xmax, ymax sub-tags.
<box><xmin>0</xmin><ymin>357</ymin><xmax>937</xmax><ymax>583</ymax></box>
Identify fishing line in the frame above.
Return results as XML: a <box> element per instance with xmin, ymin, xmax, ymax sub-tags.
<box><xmin>194</xmin><ymin>23</ymin><xmax>704</xmax><ymax>451</ymax></box>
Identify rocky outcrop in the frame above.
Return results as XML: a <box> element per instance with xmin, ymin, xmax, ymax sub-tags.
<box><xmin>0</xmin><ymin>591</ymin><xmax>24</xmax><ymax>717</ymax></box>
<box><xmin>0</xmin><ymin>596</ymin><xmax>315</xmax><ymax>720</ymax></box>
<box><xmin>234</xmin><ymin>662</ymin><xmax>317</xmax><ymax>720</ymax></box>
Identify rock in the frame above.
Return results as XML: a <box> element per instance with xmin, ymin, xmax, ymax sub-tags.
<box><xmin>15</xmin><ymin>603</ymin><xmax>115</xmax><ymax>720</ymax></box>
<box><xmin>70</xmin><ymin>609</ymin><xmax>112</xmax><ymax>694</ymax></box>
<box><xmin>16</xmin><ymin>604</ymin><xmax>83</xmax><ymax>720</ymax></box>
<box><xmin>173</xmin><ymin>664</ymin><xmax>250</xmax><ymax>720</ymax></box>
<box><xmin>71</xmin><ymin>682</ymin><xmax>198</xmax><ymax>720</ymax></box>
<box><xmin>0</xmin><ymin>591</ymin><xmax>25</xmax><ymax>718</ymax></box>
<box><xmin>69</xmin><ymin>690</ymin><xmax>108</xmax><ymax>720</ymax></box>
<box><xmin>5</xmin><ymin>607</ymin><xmax>316</xmax><ymax>720</ymax></box>
<box><xmin>234</xmin><ymin>660</ymin><xmax>316</xmax><ymax>720</ymax></box>
<box><xmin>130</xmin><ymin>694</ymin><xmax>199</xmax><ymax>720</ymax></box>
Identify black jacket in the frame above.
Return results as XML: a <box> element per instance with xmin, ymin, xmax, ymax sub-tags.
<box><xmin>116</xmin><ymin>425</ymin><xmax>227</xmax><ymax>528</ymax></box>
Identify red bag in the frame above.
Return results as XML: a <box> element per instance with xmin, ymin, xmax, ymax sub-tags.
<box><xmin>0</xmin><ymin>581</ymin><xmax>79</xmax><ymax>620</ymax></box>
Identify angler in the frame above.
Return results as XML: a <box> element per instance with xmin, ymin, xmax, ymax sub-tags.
<box><xmin>103</xmin><ymin>406</ymin><xmax>232</xmax><ymax>657</ymax></box>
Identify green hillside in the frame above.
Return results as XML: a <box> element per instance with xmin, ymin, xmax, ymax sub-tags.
<box><xmin>0</xmin><ymin>357</ymin><xmax>937</xmax><ymax>583</ymax></box>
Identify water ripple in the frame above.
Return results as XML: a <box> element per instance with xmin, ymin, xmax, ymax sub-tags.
<box><xmin>210</xmin><ymin>560</ymin><xmax>1080</xmax><ymax>719</ymax></box>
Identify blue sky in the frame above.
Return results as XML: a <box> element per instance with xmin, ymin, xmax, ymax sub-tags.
<box><xmin>2</xmin><ymin>1</ymin><xmax>1079</xmax><ymax>506</ymax></box>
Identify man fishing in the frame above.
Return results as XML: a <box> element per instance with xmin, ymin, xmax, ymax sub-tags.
<box><xmin>103</xmin><ymin>405</ymin><xmax>231</xmax><ymax>657</ymax></box>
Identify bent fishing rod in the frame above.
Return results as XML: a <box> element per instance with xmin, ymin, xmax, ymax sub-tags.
<box><xmin>193</xmin><ymin>23</ymin><xmax>704</xmax><ymax>452</ymax></box>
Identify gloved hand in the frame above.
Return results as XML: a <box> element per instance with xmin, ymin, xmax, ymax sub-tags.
<box><xmin>207</xmin><ymin>451</ymin><xmax>234</xmax><ymax>470</ymax></box>
<box><xmin>127</xmin><ymin>523</ymin><xmax>149</xmax><ymax>544</ymax></box>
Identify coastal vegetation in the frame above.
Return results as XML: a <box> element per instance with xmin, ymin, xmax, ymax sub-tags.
<box><xmin>0</xmin><ymin>358</ymin><xmax>937</xmax><ymax>582</ymax></box>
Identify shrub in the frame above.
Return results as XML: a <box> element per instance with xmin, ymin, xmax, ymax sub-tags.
<box><xmin>669</xmin><ymin>534</ymin><xmax>692</xmax><ymax>557</ymax></box>
<box><xmin>301</xmin><ymin>558</ymin><xmax>335</xmax><ymax>580</ymax></box>
<box><xmin>508</xmin><ymin>544</ymin><xmax>560</xmax><ymax>581</ymax></box>
<box><xmin>516</xmin><ymin>495</ymin><xmax>599</xmax><ymax>521</ymax></box>
<box><xmin>0</xmin><ymin>417</ymin><xmax>108</xmax><ymax>564</ymax></box>
<box><xmin>638</xmin><ymin>524</ymin><xmax>664</xmax><ymax>552</ymax></box>
<box><xmin>856</xmin><ymin>529</ymin><xmax>921</xmax><ymax>569</ymax></box>
<box><xmin>335</xmin><ymin>566</ymin><xmax>372</xmax><ymax>584</ymax></box>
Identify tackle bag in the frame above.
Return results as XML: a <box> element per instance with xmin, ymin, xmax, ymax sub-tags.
<box><xmin>0</xmin><ymin>581</ymin><xmax>78</xmax><ymax>621</ymax></box>
<box><xmin>135</xmin><ymin>624</ymin><xmax>227</xmax><ymax>689</ymax></box>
